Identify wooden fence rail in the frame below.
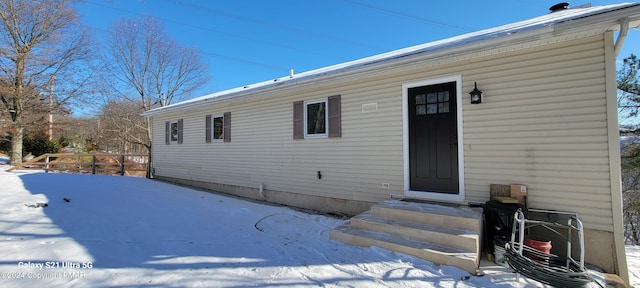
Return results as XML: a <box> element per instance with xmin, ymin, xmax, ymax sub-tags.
<box><xmin>8</xmin><ymin>153</ymin><xmax>149</xmax><ymax>177</ymax></box>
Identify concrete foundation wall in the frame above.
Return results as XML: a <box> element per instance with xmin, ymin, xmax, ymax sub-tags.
<box><xmin>156</xmin><ymin>176</ymin><xmax>375</xmax><ymax>216</ymax></box>
<box><xmin>156</xmin><ymin>176</ymin><xmax>621</xmax><ymax>275</ymax></box>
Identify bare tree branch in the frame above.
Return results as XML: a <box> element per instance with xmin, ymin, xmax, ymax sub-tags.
<box><xmin>99</xmin><ymin>15</ymin><xmax>209</xmax><ymax>177</ymax></box>
<box><xmin>0</xmin><ymin>0</ymin><xmax>93</xmax><ymax>165</ymax></box>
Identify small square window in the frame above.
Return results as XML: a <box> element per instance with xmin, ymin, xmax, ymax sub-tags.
<box><xmin>438</xmin><ymin>103</ymin><xmax>449</xmax><ymax>113</ymax></box>
<box><xmin>427</xmin><ymin>104</ymin><xmax>438</xmax><ymax>114</ymax></box>
<box><xmin>427</xmin><ymin>93</ymin><xmax>438</xmax><ymax>103</ymax></box>
<box><xmin>213</xmin><ymin>115</ymin><xmax>224</xmax><ymax>141</ymax></box>
<box><xmin>438</xmin><ymin>91</ymin><xmax>449</xmax><ymax>102</ymax></box>
<box><xmin>305</xmin><ymin>99</ymin><xmax>328</xmax><ymax>138</ymax></box>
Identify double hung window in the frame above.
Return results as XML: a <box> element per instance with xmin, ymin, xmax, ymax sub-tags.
<box><xmin>165</xmin><ymin>119</ymin><xmax>183</xmax><ymax>145</ymax></box>
<box><xmin>293</xmin><ymin>95</ymin><xmax>341</xmax><ymax>139</ymax></box>
<box><xmin>304</xmin><ymin>99</ymin><xmax>327</xmax><ymax>138</ymax></box>
<box><xmin>206</xmin><ymin>112</ymin><xmax>231</xmax><ymax>143</ymax></box>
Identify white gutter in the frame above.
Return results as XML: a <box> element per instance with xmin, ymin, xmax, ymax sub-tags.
<box><xmin>143</xmin><ymin>3</ymin><xmax>640</xmax><ymax>117</ymax></box>
<box><xmin>141</xmin><ymin>27</ymin><xmax>551</xmax><ymax>117</ymax></box>
<box><xmin>142</xmin><ymin>20</ymin><xmax>563</xmax><ymax>117</ymax></box>
<box><xmin>614</xmin><ymin>17</ymin><xmax>630</xmax><ymax>57</ymax></box>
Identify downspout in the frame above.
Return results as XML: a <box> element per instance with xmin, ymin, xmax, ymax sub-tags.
<box><xmin>614</xmin><ymin>17</ymin><xmax>630</xmax><ymax>57</ymax></box>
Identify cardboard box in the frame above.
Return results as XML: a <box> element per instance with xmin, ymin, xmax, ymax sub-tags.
<box><xmin>490</xmin><ymin>184</ymin><xmax>511</xmax><ymax>199</ymax></box>
<box><xmin>510</xmin><ymin>184</ymin><xmax>527</xmax><ymax>205</ymax></box>
<box><xmin>510</xmin><ymin>184</ymin><xmax>527</xmax><ymax>196</ymax></box>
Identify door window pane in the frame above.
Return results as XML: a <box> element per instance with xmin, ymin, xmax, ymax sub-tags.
<box><xmin>416</xmin><ymin>105</ymin><xmax>426</xmax><ymax>115</ymax></box>
<box><xmin>438</xmin><ymin>91</ymin><xmax>449</xmax><ymax>102</ymax></box>
<box><xmin>427</xmin><ymin>104</ymin><xmax>438</xmax><ymax>114</ymax></box>
<box><xmin>427</xmin><ymin>93</ymin><xmax>437</xmax><ymax>103</ymax></box>
<box><xmin>438</xmin><ymin>103</ymin><xmax>449</xmax><ymax>113</ymax></box>
<box><xmin>416</xmin><ymin>91</ymin><xmax>451</xmax><ymax>115</ymax></box>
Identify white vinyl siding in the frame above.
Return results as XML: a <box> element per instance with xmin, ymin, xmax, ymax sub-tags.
<box><xmin>152</xmin><ymin>82</ymin><xmax>404</xmax><ymax>203</ymax></box>
<box><xmin>151</xmin><ymin>34</ymin><xmax>615</xmax><ymax>231</ymax></box>
<box><xmin>461</xmin><ymin>34</ymin><xmax>614</xmax><ymax>232</ymax></box>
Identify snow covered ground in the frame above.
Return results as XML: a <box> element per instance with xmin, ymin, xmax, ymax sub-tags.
<box><xmin>0</xmin><ymin>163</ymin><xmax>637</xmax><ymax>287</ymax></box>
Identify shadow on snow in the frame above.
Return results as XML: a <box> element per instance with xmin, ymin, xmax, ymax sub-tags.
<box><xmin>13</xmin><ymin>172</ymin><xmax>521</xmax><ymax>287</ymax></box>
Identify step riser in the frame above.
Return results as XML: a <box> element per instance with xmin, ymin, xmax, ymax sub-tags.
<box><xmin>350</xmin><ymin>217</ymin><xmax>479</xmax><ymax>253</ymax></box>
<box><xmin>329</xmin><ymin>228</ymin><xmax>478</xmax><ymax>275</ymax></box>
<box><xmin>331</xmin><ymin>200</ymin><xmax>482</xmax><ymax>275</ymax></box>
<box><xmin>371</xmin><ymin>206</ymin><xmax>481</xmax><ymax>232</ymax></box>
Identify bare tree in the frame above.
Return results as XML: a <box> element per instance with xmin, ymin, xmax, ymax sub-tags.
<box><xmin>98</xmin><ymin>100</ymin><xmax>148</xmax><ymax>154</ymax></box>
<box><xmin>102</xmin><ymin>15</ymin><xmax>209</xmax><ymax>177</ymax></box>
<box><xmin>0</xmin><ymin>0</ymin><xmax>92</xmax><ymax>165</ymax></box>
<box><xmin>619</xmin><ymin>53</ymin><xmax>640</xmax><ymax>244</ymax></box>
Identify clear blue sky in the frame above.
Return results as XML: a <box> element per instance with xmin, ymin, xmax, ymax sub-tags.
<box><xmin>75</xmin><ymin>0</ymin><xmax>640</xmax><ymax>98</ymax></box>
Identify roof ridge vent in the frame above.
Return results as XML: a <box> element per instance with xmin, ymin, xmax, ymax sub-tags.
<box><xmin>549</xmin><ymin>2</ymin><xmax>570</xmax><ymax>13</ymax></box>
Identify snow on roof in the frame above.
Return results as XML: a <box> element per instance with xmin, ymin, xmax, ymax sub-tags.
<box><xmin>145</xmin><ymin>2</ymin><xmax>640</xmax><ymax>116</ymax></box>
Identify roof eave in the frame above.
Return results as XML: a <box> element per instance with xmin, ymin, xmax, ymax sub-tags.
<box><xmin>553</xmin><ymin>4</ymin><xmax>640</xmax><ymax>36</ymax></box>
<box><xmin>143</xmin><ymin>3</ymin><xmax>640</xmax><ymax>117</ymax></box>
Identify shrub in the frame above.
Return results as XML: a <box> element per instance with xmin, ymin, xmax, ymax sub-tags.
<box><xmin>23</xmin><ymin>133</ymin><xmax>62</xmax><ymax>157</ymax></box>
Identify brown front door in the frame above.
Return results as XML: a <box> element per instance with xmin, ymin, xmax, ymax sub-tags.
<box><xmin>408</xmin><ymin>81</ymin><xmax>459</xmax><ymax>194</ymax></box>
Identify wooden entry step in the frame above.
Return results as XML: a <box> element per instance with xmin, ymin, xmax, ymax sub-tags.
<box><xmin>329</xmin><ymin>199</ymin><xmax>483</xmax><ymax>275</ymax></box>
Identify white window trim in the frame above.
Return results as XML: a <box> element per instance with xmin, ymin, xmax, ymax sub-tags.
<box><xmin>169</xmin><ymin>120</ymin><xmax>179</xmax><ymax>144</ymax></box>
<box><xmin>304</xmin><ymin>98</ymin><xmax>328</xmax><ymax>138</ymax></box>
<box><xmin>211</xmin><ymin>114</ymin><xmax>225</xmax><ymax>142</ymax></box>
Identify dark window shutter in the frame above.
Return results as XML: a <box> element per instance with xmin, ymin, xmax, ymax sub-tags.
<box><xmin>205</xmin><ymin>115</ymin><xmax>212</xmax><ymax>143</ymax></box>
<box><xmin>165</xmin><ymin>121</ymin><xmax>170</xmax><ymax>145</ymax></box>
<box><xmin>328</xmin><ymin>95</ymin><xmax>341</xmax><ymax>138</ymax></box>
<box><xmin>177</xmin><ymin>119</ymin><xmax>184</xmax><ymax>144</ymax></box>
<box><xmin>223</xmin><ymin>112</ymin><xmax>231</xmax><ymax>142</ymax></box>
<box><xmin>293</xmin><ymin>101</ymin><xmax>304</xmax><ymax>139</ymax></box>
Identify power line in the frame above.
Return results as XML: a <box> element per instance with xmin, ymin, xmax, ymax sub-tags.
<box><xmin>79</xmin><ymin>23</ymin><xmax>290</xmax><ymax>72</ymax></box>
<box><xmin>514</xmin><ymin>0</ymin><xmax>550</xmax><ymax>9</ymax></box>
<box><xmin>165</xmin><ymin>0</ymin><xmax>389</xmax><ymax>53</ymax></box>
<box><xmin>338</xmin><ymin>0</ymin><xmax>472</xmax><ymax>33</ymax></box>
<box><xmin>84</xmin><ymin>0</ymin><xmax>348</xmax><ymax>65</ymax></box>
<box><xmin>199</xmin><ymin>50</ymin><xmax>290</xmax><ymax>71</ymax></box>
<box><xmin>82</xmin><ymin>0</ymin><xmax>481</xmax><ymax>75</ymax></box>
<box><xmin>82</xmin><ymin>0</ymin><xmax>535</xmax><ymax>82</ymax></box>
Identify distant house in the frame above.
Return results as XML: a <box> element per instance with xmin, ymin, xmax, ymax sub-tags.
<box><xmin>144</xmin><ymin>3</ymin><xmax>640</xmax><ymax>283</ymax></box>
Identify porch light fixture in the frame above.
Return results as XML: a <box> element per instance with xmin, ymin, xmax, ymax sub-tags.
<box><xmin>469</xmin><ymin>82</ymin><xmax>483</xmax><ymax>104</ymax></box>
